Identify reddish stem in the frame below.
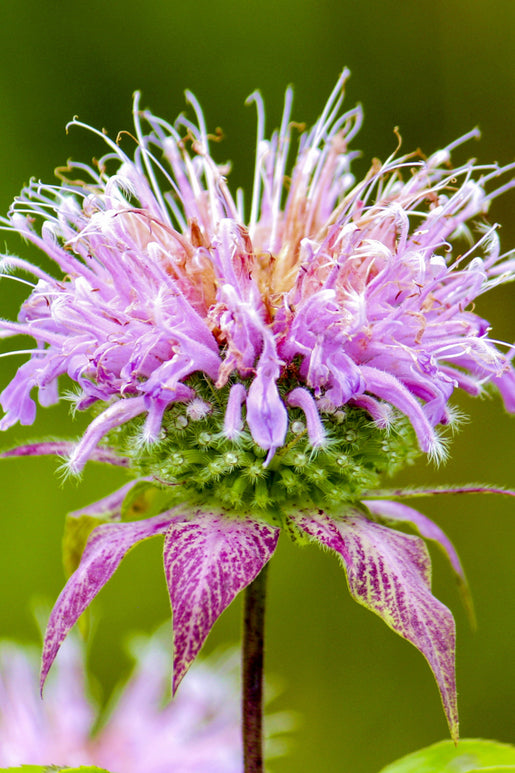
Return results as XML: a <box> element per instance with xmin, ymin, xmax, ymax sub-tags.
<box><xmin>242</xmin><ymin>563</ymin><xmax>269</xmax><ymax>773</ymax></box>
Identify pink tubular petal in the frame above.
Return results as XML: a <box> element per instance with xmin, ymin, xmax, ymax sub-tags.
<box><xmin>349</xmin><ymin>395</ymin><xmax>394</xmax><ymax>428</ymax></box>
<box><xmin>360</xmin><ymin>365</ymin><xmax>440</xmax><ymax>457</ymax></box>
<box><xmin>0</xmin><ymin>360</ymin><xmax>37</xmax><ymax>429</ymax></box>
<box><xmin>247</xmin><ymin>369</ymin><xmax>287</xmax><ymax>452</ymax></box>
<box><xmin>223</xmin><ymin>383</ymin><xmax>247</xmax><ymax>440</ymax></box>
<box><xmin>246</xmin><ymin>335</ymin><xmax>288</xmax><ymax>452</ymax></box>
<box><xmin>293</xmin><ymin>508</ymin><xmax>459</xmax><ymax>741</ymax></box>
<box><xmin>492</xmin><ymin>367</ymin><xmax>515</xmax><ymax>412</ymax></box>
<box><xmin>163</xmin><ymin>509</ymin><xmax>279</xmax><ymax>693</ymax></box>
<box><xmin>287</xmin><ymin>387</ymin><xmax>326</xmax><ymax>447</ymax></box>
<box><xmin>68</xmin><ymin>396</ymin><xmax>147</xmax><ymax>473</ymax></box>
<box><xmin>41</xmin><ymin>511</ymin><xmax>175</xmax><ymax>692</ymax></box>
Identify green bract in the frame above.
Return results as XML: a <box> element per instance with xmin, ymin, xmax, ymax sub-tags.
<box><xmin>0</xmin><ymin>768</ymin><xmax>111</xmax><ymax>772</ymax></box>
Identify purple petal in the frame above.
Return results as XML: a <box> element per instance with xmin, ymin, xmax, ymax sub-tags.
<box><xmin>293</xmin><ymin>508</ymin><xmax>458</xmax><ymax>741</ymax></box>
<box><xmin>0</xmin><ymin>360</ymin><xmax>37</xmax><ymax>429</ymax></box>
<box><xmin>68</xmin><ymin>396</ymin><xmax>147</xmax><ymax>473</ymax></box>
<box><xmin>223</xmin><ymin>383</ymin><xmax>247</xmax><ymax>440</ymax></box>
<box><xmin>349</xmin><ymin>394</ymin><xmax>394</xmax><ymax>428</ymax></box>
<box><xmin>492</xmin><ymin>366</ymin><xmax>515</xmax><ymax>412</ymax></box>
<box><xmin>360</xmin><ymin>365</ymin><xmax>440</xmax><ymax>458</ymax></box>
<box><xmin>163</xmin><ymin>509</ymin><xmax>279</xmax><ymax>692</ymax></box>
<box><xmin>287</xmin><ymin>387</ymin><xmax>326</xmax><ymax>447</ymax></box>
<box><xmin>246</xmin><ymin>351</ymin><xmax>288</xmax><ymax>454</ymax></box>
<box><xmin>364</xmin><ymin>498</ymin><xmax>474</xmax><ymax>625</ymax></box>
<box><xmin>41</xmin><ymin>511</ymin><xmax>175</xmax><ymax>691</ymax></box>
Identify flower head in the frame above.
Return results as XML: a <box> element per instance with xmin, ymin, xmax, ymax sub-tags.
<box><xmin>1</xmin><ymin>70</ymin><xmax>514</xmax><ymax>743</ymax></box>
<box><xmin>0</xmin><ymin>631</ymin><xmax>288</xmax><ymax>770</ymax></box>
<box><xmin>1</xmin><ymin>69</ymin><xmax>513</xmax><ymax>477</ymax></box>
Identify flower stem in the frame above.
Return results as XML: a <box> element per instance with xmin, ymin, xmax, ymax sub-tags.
<box><xmin>242</xmin><ymin>562</ymin><xmax>269</xmax><ymax>773</ymax></box>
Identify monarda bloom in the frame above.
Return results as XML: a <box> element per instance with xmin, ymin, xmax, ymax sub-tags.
<box><xmin>1</xmin><ymin>70</ymin><xmax>514</xmax><ymax>741</ymax></box>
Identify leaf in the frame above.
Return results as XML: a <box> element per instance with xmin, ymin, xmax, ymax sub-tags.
<box><xmin>42</xmin><ymin>511</ymin><xmax>175</xmax><ymax>691</ymax></box>
<box><xmin>0</xmin><ymin>768</ymin><xmax>54</xmax><ymax>772</ymax></box>
<box><xmin>61</xmin><ymin>479</ymin><xmax>154</xmax><ymax>637</ymax></box>
<box><xmin>378</xmin><ymin>738</ymin><xmax>515</xmax><ymax>773</ymax></box>
<box><xmin>120</xmin><ymin>480</ymin><xmax>177</xmax><ymax>522</ymax></box>
<box><xmin>63</xmin><ymin>479</ymin><xmax>151</xmax><ymax>577</ymax></box>
<box><xmin>468</xmin><ymin>768</ymin><xmax>515</xmax><ymax>772</ymax></box>
<box><xmin>364</xmin><ymin>498</ymin><xmax>475</xmax><ymax>626</ymax></box>
<box><xmin>0</xmin><ymin>767</ymin><xmax>49</xmax><ymax>772</ymax></box>
<box><xmin>0</xmin><ymin>767</ymin><xmax>112</xmax><ymax>772</ymax></box>
<box><xmin>63</xmin><ymin>514</ymin><xmax>110</xmax><ymax>581</ymax></box>
<box><xmin>57</xmin><ymin>768</ymin><xmax>112</xmax><ymax>772</ymax></box>
<box><xmin>294</xmin><ymin>508</ymin><xmax>458</xmax><ymax>741</ymax></box>
<box><xmin>163</xmin><ymin>508</ymin><xmax>279</xmax><ymax>692</ymax></box>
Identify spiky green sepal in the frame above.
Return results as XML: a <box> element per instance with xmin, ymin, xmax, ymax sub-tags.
<box><xmin>104</xmin><ymin>376</ymin><xmax>420</xmax><ymax>520</ymax></box>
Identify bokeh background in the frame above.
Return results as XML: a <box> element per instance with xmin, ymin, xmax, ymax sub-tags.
<box><xmin>0</xmin><ymin>2</ymin><xmax>513</xmax><ymax>771</ymax></box>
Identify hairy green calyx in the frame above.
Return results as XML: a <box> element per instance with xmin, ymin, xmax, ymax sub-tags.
<box><xmin>104</xmin><ymin>377</ymin><xmax>419</xmax><ymax>520</ymax></box>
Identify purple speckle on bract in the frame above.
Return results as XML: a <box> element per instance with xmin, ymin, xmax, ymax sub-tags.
<box><xmin>293</xmin><ymin>508</ymin><xmax>459</xmax><ymax>742</ymax></box>
<box><xmin>163</xmin><ymin>509</ymin><xmax>279</xmax><ymax>693</ymax></box>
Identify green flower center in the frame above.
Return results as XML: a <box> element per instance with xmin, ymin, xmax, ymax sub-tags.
<box><xmin>105</xmin><ymin>376</ymin><xmax>420</xmax><ymax>522</ymax></box>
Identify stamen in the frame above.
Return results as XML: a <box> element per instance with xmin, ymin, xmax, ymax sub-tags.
<box><xmin>0</xmin><ymin>273</ymin><xmax>36</xmax><ymax>289</ymax></box>
<box><xmin>268</xmin><ymin>85</ymin><xmax>294</xmax><ymax>252</ymax></box>
<box><xmin>246</xmin><ymin>90</ymin><xmax>266</xmax><ymax>236</ymax></box>
<box><xmin>0</xmin><ymin>349</ymin><xmax>43</xmax><ymax>359</ymax></box>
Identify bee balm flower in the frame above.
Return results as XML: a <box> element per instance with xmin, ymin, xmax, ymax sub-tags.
<box><xmin>1</xmin><ymin>70</ymin><xmax>514</xmax><ymax>743</ymax></box>
<box><xmin>1</xmin><ymin>69</ymin><xmax>513</xmax><ymax>469</ymax></box>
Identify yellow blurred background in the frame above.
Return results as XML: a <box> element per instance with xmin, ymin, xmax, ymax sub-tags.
<box><xmin>0</xmin><ymin>2</ymin><xmax>513</xmax><ymax>770</ymax></box>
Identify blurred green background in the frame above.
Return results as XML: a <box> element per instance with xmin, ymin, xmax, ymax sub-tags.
<box><xmin>0</xmin><ymin>1</ymin><xmax>513</xmax><ymax>771</ymax></box>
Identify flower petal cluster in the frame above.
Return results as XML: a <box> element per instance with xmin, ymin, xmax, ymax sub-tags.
<box><xmin>0</xmin><ymin>631</ymin><xmax>288</xmax><ymax>770</ymax></box>
<box><xmin>1</xmin><ymin>69</ymin><xmax>514</xmax><ymax>470</ymax></box>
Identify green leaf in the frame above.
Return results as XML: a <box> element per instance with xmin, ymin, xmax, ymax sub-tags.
<box><xmin>468</xmin><ymin>768</ymin><xmax>515</xmax><ymax>772</ymax></box>
<box><xmin>0</xmin><ymin>767</ymin><xmax>112</xmax><ymax>772</ymax></box>
<box><xmin>63</xmin><ymin>480</ymin><xmax>157</xmax><ymax>578</ymax></box>
<box><xmin>62</xmin><ymin>500</ymin><xmax>120</xmax><ymax>638</ymax></box>
<box><xmin>120</xmin><ymin>480</ymin><xmax>176</xmax><ymax>522</ymax></box>
<box><xmin>62</xmin><ymin>512</ymin><xmax>110</xmax><ymax>638</ymax></box>
<box><xmin>63</xmin><ymin>513</ymin><xmax>110</xmax><ymax>580</ymax></box>
<box><xmin>58</xmin><ymin>768</ymin><xmax>112</xmax><ymax>772</ymax></box>
<box><xmin>378</xmin><ymin>739</ymin><xmax>515</xmax><ymax>773</ymax></box>
<box><xmin>0</xmin><ymin>767</ymin><xmax>47</xmax><ymax>772</ymax></box>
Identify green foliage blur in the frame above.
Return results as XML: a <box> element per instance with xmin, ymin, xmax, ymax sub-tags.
<box><xmin>378</xmin><ymin>738</ymin><xmax>515</xmax><ymax>773</ymax></box>
<box><xmin>0</xmin><ymin>2</ymin><xmax>513</xmax><ymax>771</ymax></box>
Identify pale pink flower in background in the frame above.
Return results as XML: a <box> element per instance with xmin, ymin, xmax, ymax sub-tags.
<box><xmin>0</xmin><ymin>632</ymin><xmax>289</xmax><ymax>771</ymax></box>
